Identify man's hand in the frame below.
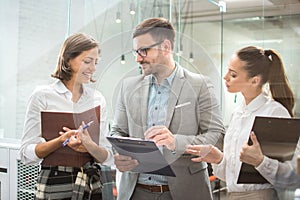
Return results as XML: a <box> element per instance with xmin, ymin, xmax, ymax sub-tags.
<box><xmin>240</xmin><ymin>132</ymin><xmax>264</xmax><ymax>167</ymax></box>
<box><xmin>185</xmin><ymin>144</ymin><xmax>223</xmax><ymax>164</ymax></box>
<box><xmin>114</xmin><ymin>154</ymin><xmax>139</xmax><ymax>172</ymax></box>
<box><xmin>144</xmin><ymin>126</ymin><xmax>176</xmax><ymax>151</ymax></box>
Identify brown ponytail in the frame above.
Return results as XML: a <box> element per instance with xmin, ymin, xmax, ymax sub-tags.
<box><xmin>237</xmin><ymin>46</ymin><xmax>294</xmax><ymax>117</ymax></box>
<box><xmin>265</xmin><ymin>49</ymin><xmax>295</xmax><ymax>117</ymax></box>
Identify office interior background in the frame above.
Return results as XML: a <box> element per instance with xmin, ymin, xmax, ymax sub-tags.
<box><xmin>0</xmin><ymin>0</ymin><xmax>300</xmax><ymax>199</ymax></box>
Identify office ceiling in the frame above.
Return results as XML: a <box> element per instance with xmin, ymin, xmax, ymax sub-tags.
<box><xmin>137</xmin><ymin>0</ymin><xmax>300</xmax><ymax>36</ymax></box>
<box><xmin>182</xmin><ymin>0</ymin><xmax>300</xmax><ymax>22</ymax></box>
<box><xmin>175</xmin><ymin>0</ymin><xmax>300</xmax><ymax>22</ymax></box>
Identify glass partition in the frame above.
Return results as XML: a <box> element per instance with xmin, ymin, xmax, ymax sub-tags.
<box><xmin>222</xmin><ymin>8</ymin><xmax>300</xmax><ymax>125</ymax></box>
<box><xmin>0</xmin><ymin>0</ymin><xmax>299</xmax><ymax>140</ymax></box>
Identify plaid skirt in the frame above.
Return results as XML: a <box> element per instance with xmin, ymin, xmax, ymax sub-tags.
<box><xmin>35</xmin><ymin>162</ymin><xmax>114</xmax><ymax>200</ymax></box>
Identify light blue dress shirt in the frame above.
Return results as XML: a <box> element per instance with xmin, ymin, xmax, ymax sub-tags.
<box><xmin>138</xmin><ymin>66</ymin><xmax>177</xmax><ymax>185</ymax></box>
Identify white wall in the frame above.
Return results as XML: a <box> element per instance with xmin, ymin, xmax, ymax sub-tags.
<box><xmin>0</xmin><ymin>0</ymin><xmax>19</xmax><ymax>138</ymax></box>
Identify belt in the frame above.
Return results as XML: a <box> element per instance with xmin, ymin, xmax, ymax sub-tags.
<box><xmin>41</xmin><ymin>166</ymin><xmax>80</xmax><ymax>173</ymax></box>
<box><xmin>136</xmin><ymin>183</ymin><xmax>170</xmax><ymax>193</ymax></box>
<box><xmin>41</xmin><ymin>161</ymin><xmax>94</xmax><ymax>173</ymax></box>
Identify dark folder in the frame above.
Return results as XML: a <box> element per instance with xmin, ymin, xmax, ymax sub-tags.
<box><xmin>41</xmin><ymin>106</ymin><xmax>100</xmax><ymax>168</ymax></box>
<box><xmin>106</xmin><ymin>136</ymin><xmax>176</xmax><ymax>177</ymax></box>
<box><xmin>238</xmin><ymin>116</ymin><xmax>300</xmax><ymax>184</ymax></box>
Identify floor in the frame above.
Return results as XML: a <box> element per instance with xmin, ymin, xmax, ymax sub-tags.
<box><xmin>213</xmin><ymin>189</ymin><xmax>228</xmax><ymax>200</ymax></box>
<box><xmin>211</xmin><ymin>179</ymin><xmax>228</xmax><ymax>200</ymax></box>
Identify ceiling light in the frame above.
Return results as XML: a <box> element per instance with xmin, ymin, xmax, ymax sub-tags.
<box><xmin>129</xmin><ymin>2</ymin><xmax>135</xmax><ymax>15</ymax></box>
<box><xmin>179</xmin><ymin>43</ymin><xmax>183</xmax><ymax>55</ymax></box>
<box><xmin>219</xmin><ymin>1</ymin><xmax>226</xmax><ymax>12</ymax></box>
<box><xmin>116</xmin><ymin>11</ymin><xmax>121</xmax><ymax>23</ymax></box>
<box><xmin>208</xmin><ymin>0</ymin><xmax>227</xmax><ymax>13</ymax></box>
<box><xmin>121</xmin><ymin>54</ymin><xmax>126</xmax><ymax>64</ymax></box>
<box><xmin>189</xmin><ymin>52</ymin><xmax>194</xmax><ymax>63</ymax></box>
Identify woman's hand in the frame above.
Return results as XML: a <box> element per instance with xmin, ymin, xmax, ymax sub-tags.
<box><xmin>60</xmin><ymin>127</ymin><xmax>87</xmax><ymax>152</ymax></box>
<box><xmin>185</xmin><ymin>144</ymin><xmax>223</xmax><ymax>164</ymax></box>
<box><xmin>240</xmin><ymin>132</ymin><xmax>264</xmax><ymax>167</ymax></box>
<box><xmin>76</xmin><ymin>121</ymin><xmax>94</xmax><ymax>146</ymax></box>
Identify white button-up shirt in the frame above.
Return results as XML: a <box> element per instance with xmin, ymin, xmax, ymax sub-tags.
<box><xmin>213</xmin><ymin>92</ymin><xmax>290</xmax><ymax>192</ymax></box>
<box><xmin>19</xmin><ymin>80</ymin><xmax>114</xmax><ymax>166</ymax></box>
<box><xmin>256</xmin><ymin>135</ymin><xmax>300</xmax><ymax>190</ymax></box>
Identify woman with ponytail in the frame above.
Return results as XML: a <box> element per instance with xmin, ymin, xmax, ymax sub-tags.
<box><xmin>239</xmin><ymin>49</ymin><xmax>300</xmax><ymax>189</ymax></box>
<box><xmin>186</xmin><ymin>46</ymin><xmax>295</xmax><ymax>199</ymax></box>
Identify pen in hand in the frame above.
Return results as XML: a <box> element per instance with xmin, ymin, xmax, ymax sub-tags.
<box><xmin>62</xmin><ymin>120</ymin><xmax>94</xmax><ymax>147</ymax></box>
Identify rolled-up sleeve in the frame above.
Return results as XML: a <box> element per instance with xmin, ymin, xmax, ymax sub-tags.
<box><xmin>19</xmin><ymin>90</ymin><xmax>45</xmax><ymax>165</ymax></box>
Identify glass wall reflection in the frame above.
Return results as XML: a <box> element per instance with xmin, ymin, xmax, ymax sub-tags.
<box><xmin>0</xmin><ymin>0</ymin><xmax>299</xmax><ymax>139</ymax></box>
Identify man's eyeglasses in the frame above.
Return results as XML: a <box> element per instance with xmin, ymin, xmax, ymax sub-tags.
<box><xmin>132</xmin><ymin>41</ymin><xmax>163</xmax><ymax>57</ymax></box>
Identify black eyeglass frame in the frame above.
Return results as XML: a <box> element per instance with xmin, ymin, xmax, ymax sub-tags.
<box><xmin>132</xmin><ymin>41</ymin><xmax>164</xmax><ymax>57</ymax></box>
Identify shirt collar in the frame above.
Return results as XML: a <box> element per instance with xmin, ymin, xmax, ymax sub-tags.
<box><xmin>52</xmin><ymin>79</ymin><xmax>87</xmax><ymax>96</ymax></box>
<box><xmin>150</xmin><ymin>65</ymin><xmax>178</xmax><ymax>86</ymax></box>
<box><xmin>52</xmin><ymin>79</ymin><xmax>69</xmax><ymax>94</ymax></box>
<box><xmin>241</xmin><ymin>92</ymin><xmax>269</xmax><ymax>113</ymax></box>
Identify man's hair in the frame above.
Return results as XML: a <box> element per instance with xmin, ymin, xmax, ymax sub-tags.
<box><xmin>133</xmin><ymin>18</ymin><xmax>175</xmax><ymax>50</ymax></box>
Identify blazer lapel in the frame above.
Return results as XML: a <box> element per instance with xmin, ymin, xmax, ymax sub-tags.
<box><xmin>140</xmin><ymin>76</ymin><xmax>150</xmax><ymax>134</ymax></box>
<box><xmin>165</xmin><ymin>67</ymin><xmax>185</xmax><ymax>128</ymax></box>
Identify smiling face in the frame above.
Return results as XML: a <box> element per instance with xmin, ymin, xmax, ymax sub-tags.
<box><xmin>223</xmin><ymin>53</ymin><xmax>252</xmax><ymax>94</ymax></box>
<box><xmin>68</xmin><ymin>47</ymin><xmax>99</xmax><ymax>84</ymax></box>
<box><xmin>133</xmin><ymin>33</ymin><xmax>165</xmax><ymax>76</ymax></box>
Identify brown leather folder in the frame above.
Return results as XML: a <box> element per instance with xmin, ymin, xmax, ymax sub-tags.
<box><xmin>237</xmin><ymin>116</ymin><xmax>300</xmax><ymax>184</ymax></box>
<box><xmin>41</xmin><ymin>106</ymin><xmax>100</xmax><ymax>168</ymax></box>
